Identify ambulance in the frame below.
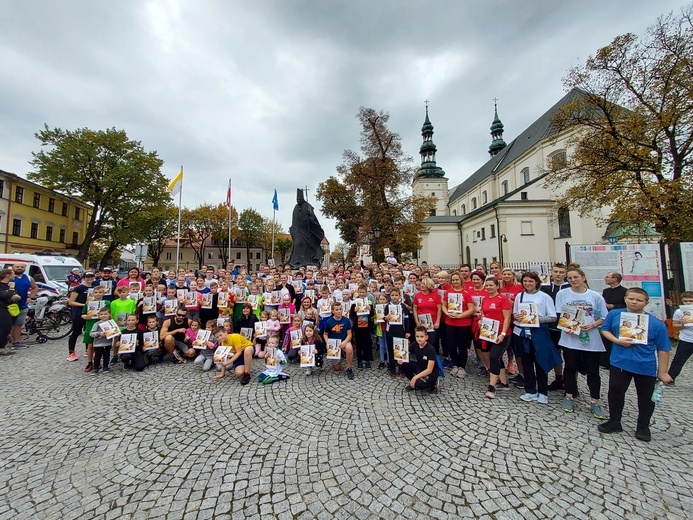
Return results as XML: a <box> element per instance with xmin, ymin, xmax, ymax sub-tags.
<box><xmin>0</xmin><ymin>253</ymin><xmax>83</xmax><ymax>296</ymax></box>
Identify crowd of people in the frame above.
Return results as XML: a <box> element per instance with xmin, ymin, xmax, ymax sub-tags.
<box><xmin>3</xmin><ymin>257</ymin><xmax>689</xmax><ymax>443</ymax></box>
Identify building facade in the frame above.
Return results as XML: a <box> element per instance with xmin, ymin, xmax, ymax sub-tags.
<box><xmin>414</xmin><ymin>90</ymin><xmax>607</xmax><ymax>268</ymax></box>
<box><xmin>0</xmin><ymin>170</ymin><xmax>91</xmax><ymax>256</ymax></box>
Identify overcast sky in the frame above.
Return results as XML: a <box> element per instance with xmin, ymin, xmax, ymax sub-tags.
<box><xmin>0</xmin><ymin>0</ymin><xmax>687</xmax><ymax>250</ymax></box>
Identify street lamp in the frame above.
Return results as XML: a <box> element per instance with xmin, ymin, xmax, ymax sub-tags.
<box><xmin>366</xmin><ymin>227</ymin><xmax>381</xmax><ymax>261</ymax></box>
<box><xmin>498</xmin><ymin>233</ymin><xmax>508</xmax><ymax>266</ymax></box>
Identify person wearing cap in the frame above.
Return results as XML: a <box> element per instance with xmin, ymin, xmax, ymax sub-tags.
<box><xmin>10</xmin><ymin>263</ymin><xmax>39</xmax><ymax>350</ymax></box>
<box><xmin>99</xmin><ymin>267</ymin><xmax>116</xmax><ymax>303</ymax></box>
<box><xmin>67</xmin><ymin>268</ymin><xmax>82</xmax><ymax>288</ymax></box>
<box><xmin>67</xmin><ymin>271</ymin><xmax>96</xmax><ymax>362</ymax></box>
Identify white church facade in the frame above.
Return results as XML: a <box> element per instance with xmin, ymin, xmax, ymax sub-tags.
<box><xmin>413</xmin><ymin>89</ymin><xmax>608</xmax><ymax>268</ymax></box>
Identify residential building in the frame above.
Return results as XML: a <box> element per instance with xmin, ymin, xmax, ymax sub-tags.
<box><xmin>0</xmin><ymin>169</ymin><xmax>91</xmax><ymax>256</ymax></box>
<box><xmin>413</xmin><ymin>89</ymin><xmax>607</xmax><ymax>268</ymax></box>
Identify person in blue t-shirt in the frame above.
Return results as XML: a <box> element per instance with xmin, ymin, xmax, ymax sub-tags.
<box><xmin>322</xmin><ymin>301</ymin><xmax>355</xmax><ymax>380</ymax></box>
<box><xmin>598</xmin><ymin>287</ymin><xmax>672</xmax><ymax>442</ymax></box>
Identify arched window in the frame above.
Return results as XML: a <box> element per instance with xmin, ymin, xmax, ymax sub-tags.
<box><xmin>549</xmin><ymin>150</ymin><xmax>568</xmax><ymax>170</ymax></box>
<box><xmin>472</xmin><ymin>197</ymin><xmax>477</xmax><ymax>209</ymax></box>
<box><xmin>522</xmin><ymin>168</ymin><xmax>530</xmax><ymax>185</ymax></box>
<box><xmin>482</xmin><ymin>191</ymin><xmax>488</xmax><ymax>204</ymax></box>
<box><xmin>452</xmin><ymin>209</ymin><xmax>457</xmax><ymax>216</ymax></box>
<box><xmin>461</xmin><ymin>204</ymin><xmax>466</xmax><ymax>214</ymax></box>
<box><xmin>501</xmin><ymin>180</ymin><xmax>508</xmax><ymax>195</ymax></box>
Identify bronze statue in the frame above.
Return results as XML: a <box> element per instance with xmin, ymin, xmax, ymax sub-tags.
<box><xmin>288</xmin><ymin>189</ymin><xmax>325</xmax><ymax>268</ymax></box>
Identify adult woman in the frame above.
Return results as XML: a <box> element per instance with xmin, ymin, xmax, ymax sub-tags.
<box><xmin>481</xmin><ymin>277</ymin><xmax>513</xmax><ymax>399</ymax></box>
<box><xmin>0</xmin><ymin>269</ymin><xmax>20</xmax><ymax>356</ymax></box>
<box><xmin>555</xmin><ymin>267</ymin><xmax>609</xmax><ymax>417</ymax></box>
<box><xmin>512</xmin><ymin>272</ymin><xmax>561</xmax><ymax>404</ymax></box>
<box><xmin>468</xmin><ymin>271</ymin><xmax>490</xmax><ymax>376</ymax></box>
<box><xmin>441</xmin><ymin>272</ymin><xmax>475</xmax><ymax>378</ymax></box>
<box><xmin>488</xmin><ymin>261</ymin><xmax>503</xmax><ymax>279</ymax></box>
<box><xmin>500</xmin><ymin>268</ymin><xmax>523</xmax><ymax>376</ymax></box>
<box><xmin>413</xmin><ymin>277</ymin><xmax>442</xmax><ymax>353</ymax></box>
<box><xmin>117</xmin><ymin>267</ymin><xmax>146</xmax><ymax>292</ymax></box>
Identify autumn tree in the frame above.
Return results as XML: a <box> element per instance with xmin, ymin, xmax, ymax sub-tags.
<box><xmin>238</xmin><ymin>209</ymin><xmax>265</xmax><ymax>270</ymax></box>
<box><xmin>262</xmin><ymin>218</ymin><xmax>286</xmax><ymax>259</ymax></box>
<box><xmin>275</xmin><ymin>237</ymin><xmax>293</xmax><ymax>264</ymax></box>
<box><xmin>317</xmin><ymin>107</ymin><xmax>435</xmax><ymax>262</ymax></box>
<box><xmin>209</xmin><ymin>203</ymin><xmax>239</xmax><ymax>266</ymax></box>
<box><xmin>29</xmin><ymin>126</ymin><xmax>168</xmax><ymax>262</ymax></box>
<box><xmin>181</xmin><ymin>204</ymin><xmax>217</xmax><ymax>269</ymax></box>
<box><xmin>548</xmin><ymin>8</ymin><xmax>693</xmax><ymax>259</ymax></box>
<box><xmin>143</xmin><ymin>205</ymin><xmax>178</xmax><ymax>267</ymax></box>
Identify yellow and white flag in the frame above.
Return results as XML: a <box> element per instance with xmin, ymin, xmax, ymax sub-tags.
<box><xmin>167</xmin><ymin>167</ymin><xmax>183</xmax><ymax>196</ymax></box>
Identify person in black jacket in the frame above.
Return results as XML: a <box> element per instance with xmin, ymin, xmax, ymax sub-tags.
<box><xmin>350</xmin><ymin>284</ymin><xmax>375</xmax><ymax>368</ymax></box>
<box><xmin>0</xmin><ymin>269</ymin><xmax>20</xmax><ymax>356</ymax></box>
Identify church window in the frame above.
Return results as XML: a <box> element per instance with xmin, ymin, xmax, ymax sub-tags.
<box><xmin>472</xmin><ymin>197</ymin><xmax>477</xmax><ymax>209</ymax></box>
<box><xmin>522</xmin><ymin>168</ymin><xmax>530</xmax><ymax>185</ymax></box>
<box><xmin>482</xmin><ymin>191</ymin><xmax>487</xmax><ymax>204</ymax></box>
<box><xmin>558</xmin><ymin>206</ymin><xmax>571</xmax><ymax>238</ymax></box>
<box><xmin>502</xmin><ymin>181</ymin><xmax>508</xmax><ymax>195</ymax></box>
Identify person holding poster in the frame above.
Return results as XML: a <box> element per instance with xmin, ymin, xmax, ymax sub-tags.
<box><xmin>322</xmin><ymin>302</ymin><xmax>355</xmax><ymax>380</ymax></box>
<box><xmin>397</xmin><ymin>326</ymin><xmax>439</xmax><ymax>392</ymax></box>
<box><xmin>481</xmin><ymin>277</ymin><xmax>513</xmax><ymax>400</ymax></box>
<box><xmin>555</xmin><ymin>268</ymin><xmax>609</xmax><ymax>418</ymax></box>
<box><xmin>668</xmin><ymin>291</ymin><xmax>693</xmax><ymax>384</ymax></box>
<box><xmin>599</xmin><ymin>288</ymin><xmax>672</xmax><ymax>442</ymax></box>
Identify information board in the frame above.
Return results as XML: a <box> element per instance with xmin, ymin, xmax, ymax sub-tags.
<box><xmin>570</xmin><ymin>243</ymin><xmax>665</xmax><ymax>320</ymax></box>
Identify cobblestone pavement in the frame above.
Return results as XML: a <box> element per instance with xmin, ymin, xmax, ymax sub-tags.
<box><xmin>0</xmin><ymin>338</ymin><xmax>691</xmax><ymax>520</ymax></box>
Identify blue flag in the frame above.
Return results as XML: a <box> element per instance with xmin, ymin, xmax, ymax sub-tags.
<box><xmin>272</xmin><ymin>189</ymin><xmax>279</xmax><ymax>211</ymax></box>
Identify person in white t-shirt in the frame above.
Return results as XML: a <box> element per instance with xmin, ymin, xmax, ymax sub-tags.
<box><xmin>554</xmin><ymin>267</ymin><xmax>609</xmax><ymax>418</ymax></box>
<box><xmin>668</xmin><ymin>291</ymin><xmax>693</xmax><ymax>384</ymax></box>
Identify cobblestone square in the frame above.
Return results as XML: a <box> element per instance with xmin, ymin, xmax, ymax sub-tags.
<box><xmin>0</xmin><ymin>339</ymin><xmax>691</xmax><ymax>519</ymax></box>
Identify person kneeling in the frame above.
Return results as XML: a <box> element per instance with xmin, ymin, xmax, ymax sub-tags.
<box><xmin>212</xmin><ymin>327</ymin><xmax>254</xmax><ymax>385</ymax></box>
<box><xmin>257</xmin><ymin>335</ymin><xmax>290</xmax><ymax>384</ymax></box>
<box><xmin>398</xmin><ymin>326</ymin><xmax>439</xmax><ymax>393</ymax></box>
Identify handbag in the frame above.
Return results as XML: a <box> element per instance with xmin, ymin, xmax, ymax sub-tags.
<box><xmin>7</xmin><ymin>303</ymin><xmax>20</xmax><ymax>317</ymax></box>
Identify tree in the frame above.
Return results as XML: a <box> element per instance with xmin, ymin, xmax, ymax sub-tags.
<box><xmin>29</xmin><ymin>126</ymin><xmax>168</xmax><ymax>262</ymax></box>
<box><xmin>209</xmin><ymin>203</ymin><xmax>239</xmax><ymax>267</ymax></box>
<box><xmin>180</xmin><ymin>204</ymin><xmax>218</xmax><ymax>269</ymax></box>
<box><xmin>330</xmin><ymin>241</ymin><xmax>351</xmax><ymax>265</ymax></box>
<box><xmin>317</xmin><ymin>107</ymin><xmax>435</xmax><ymax>261</ymax></box>
<box><xmin>238</xmin><ymin>209</ymin><xmax>265</xmax><ymax>270</ymax></box>
<box><xmin>275</xmin><ymin>237</ymin><xmax>293</xmax><ymax>263</ymax></box>
<box><xmin>143</xmin><ymin>205</ymin><xmax>178</xmax><ymax>267</ymax></box>
<box><xmin>262</xmin><ymin>218</ymin><xmax>286</xmax><ymax>260</ymax></box>
<box><xmin>548</xmin><ymin>7</ymin><xmax>693</xmax><ymax>244</ymax></box>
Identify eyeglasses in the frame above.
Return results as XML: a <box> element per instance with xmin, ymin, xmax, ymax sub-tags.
<box><xmin>176</xmin><ymin>314</ymin><xmax>187</xmax><ymax>317</ymax></box>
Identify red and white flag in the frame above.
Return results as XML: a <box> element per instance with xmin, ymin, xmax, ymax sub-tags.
<box><xmin>225</xmin><ymin>178</ymin><xmax>232</xmax><ymax>207</ymax></box>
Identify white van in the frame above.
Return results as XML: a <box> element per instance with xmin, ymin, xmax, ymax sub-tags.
<box><xmin>0</xmin><ymin>253</ymin><xmax>83</xmax><ymax>296</ymax></box>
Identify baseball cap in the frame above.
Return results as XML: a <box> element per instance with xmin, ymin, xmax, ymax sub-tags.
<box><xmin>84</xmin><ymin>271</ymin><xmax>95</xmax><ymax>277</ymax></box>
<box><xmin>102</xmin><ymin>267</ymin><xmax>112</xmax><ymax>272</ymax></box>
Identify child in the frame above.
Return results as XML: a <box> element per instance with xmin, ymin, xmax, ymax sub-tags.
<box><xmin>184</xmin><ymin>280</ymin><xmax>201</xmax><ymax>320</ymax></box>
<box><xmin>212</xmin><ymin>328</ymin><xmax>254</xmax><ymax>384</ymax></box>
<box><xmin>668</xmin><ymin>291</ymin><xmax>693</xmax><ymax>384</ymax></box>
<box><xmin>144</xmin><ymin>315</ymin><xmax>162</xmax><ymax>365</ymax></box>
<box><xmin>247</xmin><ymin>283</ymin><xmax>263</xmax><ymax>320</ymax></box>
<box><xmin>316</xmin><ymin>286</ymin><xmax>333</xmax><ymax>333</ymax></box>
<box><xmin>282</xmin><ymin>314</ymin><xmax>304</xmax><ymax>362</ymax></box>
<box><xmin>302</xmin><ymin>322</ymin><xmax>325</xmax><ymax>376</ymax></box>
<box><xmin>137</xmin><ymin>284</ymin><xmax>159</xmax><ymax>330</ymax></box>
<box><xmin>257</xmin><ymin>335</ymin><xmax>289</xmax><ymax>384</ymax></box>
<box><xmin>278</xmin><ymin>293</ymin><xmax>296</xmax><ymax>337</ymax></box>
<box><xmin>599</xmin><ymin>288</ymin><xmax>672</xmax><ymax>442</ymax></box>
<box><xmin>350</xmin><ymin>284</ymin><xmax>374</xmax><ymax>368</ymax></box>
<box><xmin>322</xmin><ymin>302</ymin><xmax>355</xmax><ymax>380</ymax></box>
<box><xmin>375</xmin><ymin>292</ymin><xmax>389</xmax><ymax>369</ymax></box>
<box><xmin>108</xmin><ymin>286</ymin><xmax>137</xmax><ymax>366</ymax></box>
<box><xmin>298</xmin><ymin>296</ymin><xmax>315</xmax><ymax>321</ymax></box>
<box><xmin>266</xmin><ymin>309</ymin><xmax>281</xmax><ymax>343</ymax></box>
<box><xmin>81</xmin><ymin>285</ymin><xmax>109</xmax><ymax>373</ymax></box>
<box><xmin>398</xmin><ymin>326</ymin><xmax>439</xmax><ymax>393</ymax></box>
<box><xmin>191</xmin><ymin>319</ymin><xmax>217</xmax><ymax>372</ymax></box>
<box><xmin>386</xmin><ymin>288</ymin><xmax>410</xmax><ymax>379</ymax></box>
<box><xmin>89</xmin><ymin>308</ymin><xmax>116</xmax><ymax>375</ymax></box>
<box><xmin>117</xmin><ymin>314</ymin><xmax>145</xmax><ymax>371</ymax></box>
<box><xmin>199</xmin><ymin>281</ymin><xmax>220</xmax><ymax>326</ymax></box>
<box><xmin>254</xmin><ymin>310</ymin><xmax>270</xmax><ymax>358</ymax></box>
<box><xmin>263</xmin><ymin>279</ymin><xmax>279</xmax><ymax>314</ymax></box>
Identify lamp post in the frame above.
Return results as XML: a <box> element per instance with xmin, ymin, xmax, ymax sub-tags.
<box><xmin>366</xmin><ymin>227</ymin><xmax>381</xmax><ymax>263</ymax></box>
<box><xmin>498</xmin><ymin>233</ymin><xmax>508</xmax><ymax>266</ymax></box>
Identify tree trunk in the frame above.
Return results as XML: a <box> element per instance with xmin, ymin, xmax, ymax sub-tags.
<box><xmin>99</xmin><ymin>241</ymin><xmax>120</xmax><ymax>270</ymax></box>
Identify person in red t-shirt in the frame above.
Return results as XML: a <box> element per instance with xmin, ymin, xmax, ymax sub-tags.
<box><xmin>442</xmin><ymin>272</ymin><xmax>476</xmax><ymax>378</ymax></box>
<box><xmin>413</xmin><ymin>278</ymin><xmax>442</xmax><ymax>353</ymax></box>
<box><xmin>500</xmin><ymin>268</ymin><xmax>524</xmax><ymax>377</ymax></box>
<box><xmin>481</xmin><ymin>277</ymin><xmax>513</xmax><ymax>399</ymax></box>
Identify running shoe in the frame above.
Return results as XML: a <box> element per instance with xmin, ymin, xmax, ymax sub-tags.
<box><xmin>520</xmin><ymin>392</ymin><xmax>538</xmax><ymax>402</ymax></box>
<box><xmin>455</xmin><ymin>368</ymin><xmax>466</xmax><ymax>379</ymax></box>
<box><xmin>537</xmin><ymin>394</ymin><xmax>548</xmax><ymax>404</ymax></box>
<box><xmin>485</xmin><ymin>385</ymin><xmax>496</xmax><ymax>399</ymax></box>
<box><xmin>346</xmin><ymin>368</ymin><xmax>355</xmax><ymax>380</ymax></box>
<box><xmin>495</xmin><ymin>382</ymin><xmax>510</xmax><ymax>390</ymax></box>
<box><xmin>240</xmin><ymin>373</ymin><xmax>251</xmax><ymax>385</ymax></box>
<box><xmin>562</xmin><ymin>396</ymin><xmax>575</xmax><ymax>413</ymax></box>
<box><xmin>589</xmin><ymin>401</ymin><xmax>606</xmax><ymax>419</ymax></box>
<box><xmin>476</xmin><ymin>367</ymin><xmax>488</xmax><ymax>377</ymax></box>
<box><xmin>83</xmin><ymin>363</ymin><xmax>93</xmax><ymax>373</ymax></box>
<box><xmin>547</xmin><ymin>378</ymin><xmax>564</xmax><ymax>391</ymax></box>
<box><xmin>67</xmin><ymin>352</ymin><xmax>79</xmax><ymax>362</ymax></box>
<box><xmin>598</xmin><ymin>420</ymin><xmax>623</xmax><ymax>434</ymax></box>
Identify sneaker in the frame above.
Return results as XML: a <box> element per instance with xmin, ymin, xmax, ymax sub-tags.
<box><xmin>635</xmin><ymin>426</ymin><xmax>651</xmax><ymax>442</ymax></box>
<box><xmin>598</xmin><ymin>420</ymin><xmax>623</xmax><ymax>434</ymax></box>
<box><xmin>110</xmin><ymin>356</ymin><xmax>119</xmax><ymax>366</ymax></box>
<box><xmin>511</xmin><ymin>375</ymin><xmax>525</xmax><ymax>389</ymax></box>
<box><xmin>537</xmin><ymin>394</ymin><xmax>548</xmax><ymax>404</ymax></box>
<box><xmin>449</xmin><ymin>366</ymin><xmax>459</xmax><ymax>377</ymax></box>
<box><xmin>506</xmin><ymin>361</ymin><xmax>516</xmax><ymax>376</ymax></box>
<box><xmin>664</xmin><ymin>380</ymin><xmax>675</xmax><ymax>387</ymax></box>
<box><xmin>0</xmin><ymin>349</ymin><xmax>16</xmax><ymax>356</ymax></box>
<box><xmin>172</xmin><ymin>350</ymin><xmax>184</xmax><ymax>363</ymax></box>
<box><xmin>485</xmin><ymin>385</ymin><xmax>496</xmax><ymax>399</ymax></box>
<box><xmin>240</xmin><ymin>373</ymin><xmax>251</xmax><ymax>385</ymax></box>
<box><xmin>357</xmin><ymin>361</ymin><xmax>363</xmax><ymax>369</ymax></box>
<box><xmin>547</xmin><ymin>378</ymin><xmax>565</xmax><ymax>391</ymax></box>
<box><xmin>455</xmin><ymin>368</ymin><xmax>466</xmax><ymax>379</ymax></box>
<box><xmin>378</xmin><ymin>362</ymin><xmax>385</xmax><ymax>369</ymax></box>
<box><xmin>590</xmin><ymin>401</ymin><xmax>606</xmax><ymax>419</ymax></box>
<box><xmin>365</xmin><ymin>361</ymin><xmax>372</xmax><ymax>369</ymax></box>
<box><xmin>476</xmin><ymin>367</ymin><xmax>488</xmax><ymax>377</ymax></box>
<box><xmin>520</xmin><ymin>392</ymin><xmax>538</xmax><ymax>402</ymax></box>
<box><xmin>102</xmin><ymin>365</ymin><xmax>110</xmax><ymax>373</ymax></box>
<box><xmin>11</xmin><ymin>343</ymin><xmax>29</xmax><ymax>350</ymax></box>
<box><xmin>346</xmin><ymin>368</ymin><xmax>355</xmax><ymax>380</ymax></box>
<box><xmin>92</xmin><ymin>368</ymin><xmax>100</xmax><ymax>375</ymax></box>
<box><xmin>562</xmin><ymin>396</ymin><xmax>575</xmax><ymax>413</ymax></box>
<box><xmin>405</xmin><ymin>385</ymin><xmax>414</xmax><ymax>391</ymax></box>
<box><xmin>496</xmin><ymin>381</ymin><xmax>510</xmax><ymax>390</ymax></box>
<box><xmin>305</xmin><ymin>368</ymin><xmax>312</xmax><ymax>376</ymax></box>
<box><xmin>83</xmin><ymin>363</ymin><xmax>93</xmax><ymax>373</ymax></box>
<box><xmin>388</xmin><ymin>373</ymin><xmax>398</xmax><ymax>380</ymax></box>
<box><xmin>67</xmin><ymin>352</ymin><xmax>79</xmax><ymax>362</ymax></box>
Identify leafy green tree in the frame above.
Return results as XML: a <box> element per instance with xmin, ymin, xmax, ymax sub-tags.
<box><xmin>238</xmin><ymin>209</ymin><xmax>265</xmax><ymax>270</ymax></box>
<box><xmin>275</xmin><ymin>237</ymin><xmax>293</xmax><ymax>263</ymax></box>
<box><xmin>181</xmin><ymin>204</ymin><xmax>218</xmax><ymax>269</ymax></box>
<box><xmin>209</xmin><ymin>203</ymin><xmax>239</xmax><ymax>267</ymax></box>
<box><xmin>143</xmin><ymin>205</ymin><xmax>178</xmax><ymax>267</ymax></box>
<box><xmin>29</xmin><ymin>126</ymin><xmax>168</xmax><ymax>262</ymax></box>
<box><xmin>317</xmin><ymin>107</ymin><xmax>435</xmax><ymax>262</ymax></box>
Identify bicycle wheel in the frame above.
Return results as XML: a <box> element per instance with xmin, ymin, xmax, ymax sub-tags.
<box><xmin>38</xmin><ymin>313</ymin><xmax>73</xmax><ymax>340</ymax></box>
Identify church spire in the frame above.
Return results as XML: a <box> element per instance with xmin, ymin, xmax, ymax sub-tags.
<box><xmin>416</xmin><ymin>100</ymin><xmax>445</xmax><ymax>179</ymax></box>
<box><xmin>488</xmin><ymin>98</ymin><xmax>507</xmax><ymax>157</ymax></box>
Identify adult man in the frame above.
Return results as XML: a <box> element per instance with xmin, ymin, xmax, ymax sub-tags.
<box><xmin>540</xmin><ymin>263</ymin><xmax>570</xmax><ymax>391</ymax></box>
<box><xmin>67</xmin><ymin>271</ymin><xmax>96</xmax><ymax>361</ymax></box>
<box><xmin>459</xmin><ymin>264</ymin><xmax>474</xmax><ymax>291</ymax></box>
<box><xmin>99</xmin><ymin>267</ymin><xmax>117</xmax><ymax>302</ymax></box>
<box><xmin>203</xmin><ymin>266</ymin><xmax>217</xmax><ymax>288</ymax></box>
<box><xmin>600</xmin><ymin>272</ymin><xmax>628</xmax><ymax>368</ymax></box>
<box><xmin>160</xmin><ymin>306</ymin><xmax>192</xmax><ymax>363</ymax></box>
<box><xmin>10</xmin><ymin>263</ymin><xmax>38</xmax><ymax>349</ymax></box>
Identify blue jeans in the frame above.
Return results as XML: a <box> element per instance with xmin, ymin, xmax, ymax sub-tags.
<box><xmin>378</xmin><ymin>332</ymin><xmax>388</xmax><ymax>362</ymax></box>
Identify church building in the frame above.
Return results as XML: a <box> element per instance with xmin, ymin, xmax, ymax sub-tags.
<box><xmin>413</xmin><ymin>89</ymin><xmax>607</xmax><ymax>268</ymax></box>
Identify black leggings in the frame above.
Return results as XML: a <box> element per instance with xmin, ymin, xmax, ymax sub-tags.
<box><xmin>489</xmin><ymin>335</ymin><xmax>511</xmax><ymax>376</ymax></box>
<box><xmin>353</xmin><ymin>328</ymin><xmax>373</xmax><ymax>362</ymax></box>
<box><xmin>0</xmin><ymin>309</ymin><xmax>13</xmax><ymax>349</ymax></box>
<box><xmin>93</xmin><ymin>346</ymin><xmax>111</xmax><ymax>370</ymax></box>
<box><xmin>400</xmin><ymin>362</ymin><xmax>437</xmax><ymax>390</ymax></box>
<box><xmin>446</xmin><ymin>325</ymin><xmax>472</xmax><ymax>369</ymax></box>
<box><xmin>563</xmin><ymin>348</ymin><xmax>602</xmax><ymax>399</ymax></box>
<box><xmin>608</xmin><ymin>366</ymin><xmax>656</xmax><ymax>428</ymax></box>
<box><xmin>68</xmin><ymin>314</ymin><xmax>86</xmax><ymax>353</ymax></box>
<box><xmin>668</xmin><ymin>339</ymin><xmax>693</xmax><ymax>380</ymax></box>
<box><xmin>520</xmin><ymin>341</ymin><xmax>548</xmax><ymax>395</ymax></box>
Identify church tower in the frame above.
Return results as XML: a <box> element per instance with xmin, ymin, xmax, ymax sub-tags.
<box><xmin>412</xmin><ymin>103</ymin><xmax>449</xmax><ymax>217</ymax></box>
<box><xmin>488</xmin><ymin>99</ymin><xmax>507</xmax><ymax>157</ymax></box>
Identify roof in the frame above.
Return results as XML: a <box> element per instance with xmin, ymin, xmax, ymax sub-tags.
<box><xmin>423</xmin><ymin>216</ymin><xmax>462</xmax><ymax>224</ymax></box>
<box><xmin>448</xmin><ymin>88</ymin><xmax>586</xmax><ymax>203</ymax></box>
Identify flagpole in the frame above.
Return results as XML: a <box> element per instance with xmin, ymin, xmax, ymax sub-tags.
<box><xmin>227</xmin><ymin>179</ymin><xmax>232</xmax><ymax>267</ymax></box>
<box><xmin>175</xmin><ymin>166</ymin><xmax>183</xmax><ymax>271</ymax></box>
<box><xmin>271</xmin><ymin>208</ymin><xmax>276</xmax><ymax>262</ymax></box>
